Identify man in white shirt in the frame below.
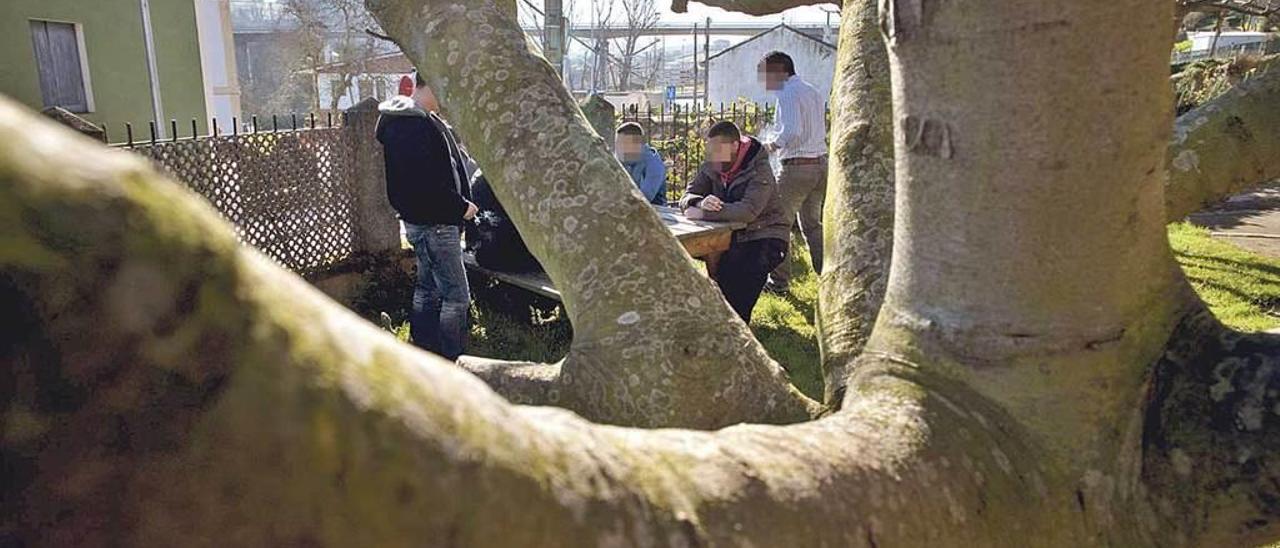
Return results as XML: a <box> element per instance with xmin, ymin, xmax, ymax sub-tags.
<box><xmin>759</xmin><ymin>51</ymin><xmax>828</xmax><ymax>293</ymax></box>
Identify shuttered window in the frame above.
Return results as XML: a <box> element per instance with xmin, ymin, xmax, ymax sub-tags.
<box><xmin>29</xmin><ymin>20</ymin><xmax>90</xmax><ymax>113</ymax></box>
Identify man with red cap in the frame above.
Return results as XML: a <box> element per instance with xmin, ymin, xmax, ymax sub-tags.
<box><xmin>376</xmin><ymin>72</ymin><xmax>477</xmax><ymax>359</ymax></box>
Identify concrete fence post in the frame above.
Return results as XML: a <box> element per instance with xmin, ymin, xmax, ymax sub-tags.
<box><xmin>580</xmin><ymin>94</ymin><xmax>616</xmax><ymax>152</ymax></box>
<box><xmin>344</xmin><ymin>98</ymin><xmax>402</xmax><ymax>255</ymax></box>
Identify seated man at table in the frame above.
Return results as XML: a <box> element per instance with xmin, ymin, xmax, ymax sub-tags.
<box><xmin>679</xmin><ymin>120</ymin><xmax>790</xmax><ymax>322</ymax></box>
<box><xmin>615</xmin><ymin>122</ymin><xmax>667</xmax><ymax>205</ymax></box>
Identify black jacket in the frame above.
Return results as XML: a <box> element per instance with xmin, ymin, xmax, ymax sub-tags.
<box><xmin>465</xmin><ymin>171</ymin><xmax>543</xmax><ymax>273</ymax></box>
<box><xmin>375</xmin><ymin>96</ymin><xmax>471</xmax><ymax>225</ymax></box>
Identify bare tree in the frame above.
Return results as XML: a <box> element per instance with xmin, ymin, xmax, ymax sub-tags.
<box><xmin>281</xmin><ymin>0</ymin><xmax>385</xmax><ymax>112</ymax></box>
<box><xmin>613</xmin><ymin>0</ymin><xmax>660</xmax><ymax>90</ymax></box>
<box><xmin>586</xmin><ymin>0</ymin><xmax>616</xmax><ymax>91</ymax></box>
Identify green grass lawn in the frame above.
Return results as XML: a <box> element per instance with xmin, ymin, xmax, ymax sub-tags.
<box><xmin>1170</xmin><ymin>223</ymin><xmax>1280</xmax><ymax>332</ymax></box>
<box><xmin>387</xmin><ymin>225</ymin><xmax>1280</xmax><ymax>403</ymax></box>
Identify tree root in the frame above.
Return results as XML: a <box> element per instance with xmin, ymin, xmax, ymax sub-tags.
<box><xmin>456</xmin><ymin>356</ymin><xmax>564</xmax><ymax>405</ymax></box>
<box><xmin>1143</xmin><ymin>306</ymin><xmax>1280</xmax><ymax>545</ymax></box>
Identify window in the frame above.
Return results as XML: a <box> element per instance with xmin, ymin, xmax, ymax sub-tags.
<box><xmin>29</xmin><ymin>20</ymin><xmax>92</xmax><ymax>113</ymax></box>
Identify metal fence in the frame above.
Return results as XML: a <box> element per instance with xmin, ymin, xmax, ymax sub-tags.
<box><xmin>110</xmin><ymin>114</ymin><xmax>362</xmax><ymax>273</ymax></box>
<box><xmin>92</xmin><ymin>100</ymin><xmax>830</xmax><ymax>273</ymax></box>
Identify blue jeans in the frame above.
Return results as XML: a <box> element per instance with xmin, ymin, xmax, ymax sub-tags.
<box><xmin>405</xmin><ymin>223</ymin><xmax>470</xmax><ymax>360</ymax></box>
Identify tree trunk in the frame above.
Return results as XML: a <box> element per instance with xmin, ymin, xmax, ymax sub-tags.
<box><xmin>358</xmin><ymin>0</ymin><xmax>817</xmax><ymax>428</ymax></box>
<box><xmin>1211</xmin><ymin>10</ymin><xmax>1226</xmax><ymax>56</ymax></box>
<box><xmin>4</xmin><ymin>0</ymin><xmax>1280</xmax><ymax>544</ymax></box>
<box><xmin>1165</xmin><ymin>56</ymin><xmax>1280</xmax><ymax>221</ymax></box>
<box><xmin>815</xmin><ymin>0</ymin><xmax>896</xmax><ymax>406</ymax></box>
<box><xmin>872</xmin><ymin>0</ymin><xmax>1186</xmax><ymax>462</ymax></box>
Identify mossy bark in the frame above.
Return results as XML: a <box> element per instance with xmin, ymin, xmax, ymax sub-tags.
<box><xmin>815</xmin><ymin>0</ymin><xmax>896</xmax><ymax>407</ymax></box>
<box><xmin>1142</xmin><ymin>308</ymin><xmax>1280</xmax><ymax>545</ymax></box>
<box><xmin>0</xmin><ymin>99</ymin><xmax>1069</xmax><ymax>546</ymax></box>
<box><xmin>4</xmin><ymin>0</ymin><xmax>1280</xmax><ymax>544</ymax></box>
<box><xmin>361</xmin><ymin>0</ymin><xmax>818</xmax><ymax>428</ymax></box>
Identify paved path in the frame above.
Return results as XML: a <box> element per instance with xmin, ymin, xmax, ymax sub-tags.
<box><xmin>1188</xmin><ymin>183</ymin><xmax>1280</xmax><ymax>259</ymax></box>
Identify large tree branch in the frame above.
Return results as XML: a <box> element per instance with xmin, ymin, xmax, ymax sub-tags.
<box><xmin>361</xmin><ymin>0</ymin><xmax>817</xmax><ymax>427</ymax></box>
<box><xmin>1166</xmin><ymin>56</ymin><xmax>1280</xmax><ymax>221</ymax></box>
<box><xmin>668</xmin><ymin>0</ymin><xmax>829</xmax><ymax>16</ymax></box>
<box><xmin>816</xmin><ymin>0</ymin><xmax>895</xmax><ymax>407</ymax></box>
<box><xmin>1178</xmin><ymin>0</ymin><xmax>1280</xmax><ymax>17</ymax></box>
<box><xmin>1</xmin><ymin>104</ymin><xmax>1066</xmax><ymax>545</ymax></box>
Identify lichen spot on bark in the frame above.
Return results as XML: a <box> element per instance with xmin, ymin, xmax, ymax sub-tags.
<box><xmin>617</xmin><ymin>311</ymin><xmax>640</xmax><ymax>325</ymax></box>
<box><xmin>1171</xmin><ymin>150</ymin><xmax>1200</xmax><ymax>173</ymax></box>
<box><xmin>1170</xmin><ymin>448</ymin><xmax>1193</xmax><ymax>476</ymax></box>
<box><xmin>1210</xmin><ymin>357</ymin><xmax>1245</xmax><ymax>402</ymax></box>
<box><xmin>107</xmin><ymin>262</ymin><xmax>180</xmax><ymax>335</ymax></box>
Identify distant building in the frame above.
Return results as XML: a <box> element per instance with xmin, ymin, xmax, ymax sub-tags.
<box><xmin>231</xmin><ymin>1</ymin><xmax>398</xmax><ymax>116</ymax></box>
<box><xmin>1187</xmin><ymin>30</ymin><xmax>1273</xmax><ymax>53</ymax></box>
<box><xmin>705</xmin><ymin>24</ymin><xmax>835</xmax><ymax>107</ymax></box>
<box><xmin>0</xmin><ymin>0</ymin><xmax>239</xmax><ymax>138</ymax></box>
<box><xmin>315</xmin><ymin>52</ymin><xmax>412</xmax><ymax>110</ymax></box>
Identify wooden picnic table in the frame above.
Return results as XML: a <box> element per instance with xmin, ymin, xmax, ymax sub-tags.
<box><xmin>654</xmin><ymin>205</ymin><xmax>746</xmax><ymax>258</ymax></box>
<box><xmin>465</xmin><ymin>205</ymin><xmax>745</xmax><ymax>302</ymax></box>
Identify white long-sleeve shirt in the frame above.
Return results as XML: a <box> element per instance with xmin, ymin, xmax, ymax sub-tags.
<box><xmin>768</xmin><ymin>75</ymin><xmax>827</xmax><ymax>160</ymax></box>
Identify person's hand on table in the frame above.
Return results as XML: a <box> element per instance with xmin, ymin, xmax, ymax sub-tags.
<box><xmin>700</xmin><ymin>195</ymin><xmax>723</xmax><ymax>212</ymax></box>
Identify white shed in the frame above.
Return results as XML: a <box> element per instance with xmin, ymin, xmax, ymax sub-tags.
<box><xmin>705</xmin><ymin>24</ymin><xmax>836</xmax><ymax>107</ymax></box>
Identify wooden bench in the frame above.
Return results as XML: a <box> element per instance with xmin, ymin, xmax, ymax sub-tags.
<box><xmin>463</xmin><ymin>253</ymin><xmax>561</xmax><ymax>301</ymax></box>
<box><xmin>462</xmin><ymin>206</ymin><xmax>745</xmax><ymax>303</ymax></box>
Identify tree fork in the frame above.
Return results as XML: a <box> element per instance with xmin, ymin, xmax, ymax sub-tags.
<box><xmin>0</xmin><ymin>100</ymin><xmax>1073</xmax><ymax>545</ymax></box>
<box><xmin>360</xmin><ymin>0</ymin><xmax>818</xmax><ymax>428</ymax></box>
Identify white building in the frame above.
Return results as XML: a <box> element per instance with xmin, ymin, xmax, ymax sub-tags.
<box><xmin>316</xmin><ymin>52</ymin><xmax>412</xmax><ymax>111</ymax></box>
<box><xmin>194</xmin><ymin>0</ymin><xmax>242</xmax><ymax>126</ymax></box>
<box><xmin>1187</xmin><ymin>31</ymin><xmax>1273</xmax><ymax>53</ymax></box>
<box><xmin>705</xmin><ymin>24</ymin><xmax>836</xmax><ymax>107</ymax></box>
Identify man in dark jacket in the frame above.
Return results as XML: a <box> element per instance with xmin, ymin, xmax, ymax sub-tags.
<box><xmin>679</xmin><ymin>121</ymin><xmax>790</xmax><ymax>322</ymax></box>
<box><xmin>376</xmin><ymin>73</ymin><xmax>476</xmax><ymax>360</ymax></box>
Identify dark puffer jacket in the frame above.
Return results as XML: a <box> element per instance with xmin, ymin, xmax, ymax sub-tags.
<box><xmin>465</xmin><ymin>171</ymin><xmax>542</xmax><ymax>273</ymax></box>
<box><xmin>678</xmin><ymin>136</ymin><xmax>790</xmax><ymax>243</ymax></box>
<box><xmin>374</xmin><ymin>96</ymin><xmax>471</xmax><ymax>225</ymax></box>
